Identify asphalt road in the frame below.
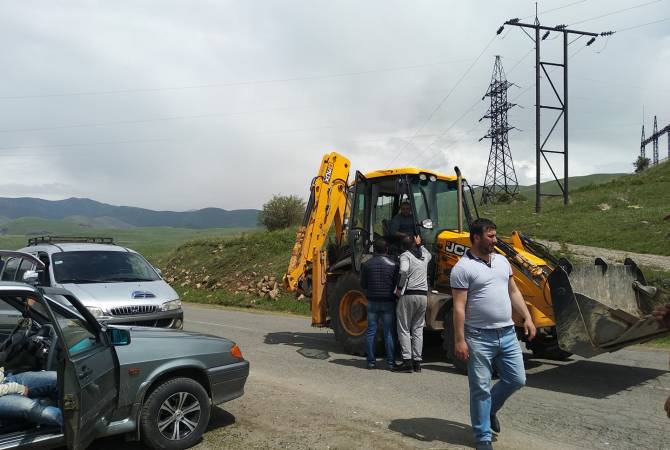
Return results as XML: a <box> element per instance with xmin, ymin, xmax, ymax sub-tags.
<box><xmin>97</xmin><ymin>303</ymin><xmax>670</xmax><ymax>449</ymax></box>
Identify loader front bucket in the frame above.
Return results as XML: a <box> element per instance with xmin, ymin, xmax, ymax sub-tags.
<box><xmin>549</xmin><ymin>259</ymin><xmax>670</xmax><ymax>358</ymax></box>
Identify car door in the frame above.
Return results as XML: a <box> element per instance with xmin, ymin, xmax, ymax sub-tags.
<box><xmin>43</xmin><ymin>291</ymin><xmax>118</xmax><ymax>450</ymax></box>
<box><xmin>0</xmin><ymin>258</ymin><xmax>28</xmax><ymax>340</ymax></box>
<box><xmin>0</xmin><ymin>298</ymin><xmax>20</xmax><ymax>341</ymax></box>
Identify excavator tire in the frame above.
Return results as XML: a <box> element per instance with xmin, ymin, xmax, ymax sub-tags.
<box><xmin>442</xmin><ymin>305</ymin><xmax>468</xmax><ymax>374</ymax></box>
<box><xmin>328</xmin><ymin>272</ymin><xmax>368</xmax><ymax>356</ymax></box>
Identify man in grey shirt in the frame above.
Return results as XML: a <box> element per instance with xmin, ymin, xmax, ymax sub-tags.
<box><xmin>392</xmin><ymin>235</ymin><xmax>431</xmax><ymax>373</ymax></box>
<box><xmin>450</xmin><ymin>218</ymin><xmax>536</xmax><ymax>450</ymax></box>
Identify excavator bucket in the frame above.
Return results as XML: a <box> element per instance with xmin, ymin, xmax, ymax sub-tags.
<box><xmin>549</xmin><ymin>259</ymin><xmax>670</xmax><ymax>358</ymax></box>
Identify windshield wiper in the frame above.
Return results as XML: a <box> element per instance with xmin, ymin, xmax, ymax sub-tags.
<box><xmin>102</xmin><ymin>277</ymin><xmax>155</xmax><ymax>282</ymax></box>
<box><xmin>57</xmin><ymin>279</ymin><xmax>105</xmax><ymax>284</ymax></box>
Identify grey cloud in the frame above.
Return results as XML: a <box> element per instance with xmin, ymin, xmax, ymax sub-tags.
<box><xmin>0</xmin><ymin>0</ymin><xmax>667</xmax><ymax>210</ymax></box>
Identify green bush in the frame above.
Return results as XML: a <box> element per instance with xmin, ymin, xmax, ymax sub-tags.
<box><xmin>258</xmin><ymin>195</ymin><xmax>306</xmax><ymax>231</ymax></box>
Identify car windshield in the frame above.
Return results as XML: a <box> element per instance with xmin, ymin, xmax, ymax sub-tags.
<box><xmin>409</xmin><ymin>175</ymin><xmax>468</xmax><ymax>244</ymax></box>
<box><xmin>52</xmin><ymin>251</ymin><xmax>160</xmax><ymax>284</ymax></box>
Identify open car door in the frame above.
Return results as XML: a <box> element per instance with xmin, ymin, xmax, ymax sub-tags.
<box><xmin>42</xmin><ymin>288</ymin><xmax>118</xmax><ymax>450</ymax></box>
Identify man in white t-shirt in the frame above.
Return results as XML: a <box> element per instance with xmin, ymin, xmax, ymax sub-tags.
<box><xmin>450</xmin><ymin>218</ymin><xmax>536</xmax><ymax>450</ymax></box>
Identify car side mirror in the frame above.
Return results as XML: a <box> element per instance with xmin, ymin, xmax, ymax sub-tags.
<box><xmin>22</xmin><ymin>270</ymin><xmax>40</xmax><ymax>285</ymax></box>
<box><xmin>154</xmin><ymin>267</ymin><xmax>163</xmax><ymax>277</ymax></box>
<box><xmin>421</xmin><ymin>219</ymin><xmax>434</xmax><ymax>230</ymax></box>
<box><xmin>107</xmin><ymin>328</ymin><xmax>131</xmax><ymax>346</ymax></box>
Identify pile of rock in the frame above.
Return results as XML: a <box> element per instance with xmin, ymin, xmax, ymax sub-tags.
<box><xmin>234</xmin><ymin>275</ymin><xmax>281</xmax><ymax>300</ymax></box>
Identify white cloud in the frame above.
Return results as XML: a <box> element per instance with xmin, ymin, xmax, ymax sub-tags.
<box><xmin>0</xmin><ymin>0</ymin><xmax>666</xmax><ymax>210</ymax></box>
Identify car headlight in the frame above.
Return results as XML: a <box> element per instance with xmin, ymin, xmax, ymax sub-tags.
<box><xmin>87</xmin><ymin>306</ymin><xmax>104</xmax><ymax>318</ymax></box>
<box><xmin>161</xmin><ymin>299</ymin><xmax>182</xmax><ymax>311</ymax></box>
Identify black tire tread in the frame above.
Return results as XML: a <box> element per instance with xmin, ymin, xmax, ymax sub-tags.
<box><xmin>327</xmin><ymin>272</ymin><xmax>367</xmax><ymax>356</ymax></box>
<box><xmin>140</xmin><ymin>377</ymin><xmax>211</xmax><ymax>450</ymax></box>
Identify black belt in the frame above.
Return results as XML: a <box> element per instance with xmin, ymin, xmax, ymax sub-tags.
<box><xmin>404</xmin><ymin>289</ymin><xmax>428</xmax><ymax>296</ymax></box>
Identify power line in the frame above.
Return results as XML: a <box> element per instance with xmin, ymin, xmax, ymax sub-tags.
<box><xmin>615</xmin><ymin>16</ymin><xmax>670</xmax><ymax>32</ymax></box>
<box><xmin>0</xmin><ymin>124</ymin><xmax>337</xmax><ymax>155</ymax></box>
<box><xmin>0</xmin><ymin>106</ymin><xmax>312</xmax><ymax>134</ymax></box>
<box><xmin>409</xmin><ymin>50</ymin><xmax>532</xmax><ymax>167</ymax></box>
<box><xmin>520</xmin><ymin>0</ymin><xmax>589</xmax><ymax>20</ymax></box>
<box><xmin>0</xmin><ymin>58</ymin><xmax>475</xmax><ymax>101</ymax></box>
<box><xmin>408</xmin><ymin>96</ymin><xmax>484</xmax><ymax>165</ymax></box>
<box><xmin>388</xmin><ymin>34</ymin><xmax>498</xmax><ymax>165</ymax></box>
<box><xmin>569</xmin><ymin>0</ymin><xmax>664</xmax><ymax>26</ymax></box>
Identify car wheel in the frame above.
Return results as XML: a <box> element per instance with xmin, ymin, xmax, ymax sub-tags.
<box><xmin>140</xmin><ymin>377</ymin><xmax>211</xmax><ymax>450</ymax></box>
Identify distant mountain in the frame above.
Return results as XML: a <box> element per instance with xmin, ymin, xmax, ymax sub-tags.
<box><xmin>0</xmin><ymin>197</ymin><xmax>259</xmax><ymax>229</ymax></box>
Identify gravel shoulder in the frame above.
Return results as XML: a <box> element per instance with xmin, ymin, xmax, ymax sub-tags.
<box><xmin>538</xmin><ymin>239</ymin><xmax>670</xmax><ymax>270</ymax></box>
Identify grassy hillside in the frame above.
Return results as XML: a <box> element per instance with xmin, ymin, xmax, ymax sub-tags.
<box><xmin>160</xmin><ymin>228</ymin><xmax>309</xmax><ymax>315</ymax></box>
<box><xmin>516</xmin><ymin>173</ymin><xmax>625</xmax><ymax>198</ymax></box>
<box><xmin>480</xmin><ymin>162</ymin><xmax>670</xmax><ymax>255</ymax></box>
<box><xmin>0</xmin><ymin>218</ymin><xmax>253</xmax><ymax>262</ymax></box>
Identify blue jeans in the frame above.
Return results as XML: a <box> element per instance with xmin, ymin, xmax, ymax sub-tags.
<box><xmin>366</xmin><ymin>301</ymin><xmax>396</xmax><ymax>366</ymax></box>
<box><xmin>465</xmin><ymin>325</ymin><xmax>525</xmax><ymax>443</ymax></box>
<box><xmin>0</xmin><ymin>371</ymin><xmax>62</xmax><ymax>427</ymax></box>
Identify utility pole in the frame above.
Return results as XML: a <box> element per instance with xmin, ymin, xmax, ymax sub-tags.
<box><xmin>640</xmin><ymin>116</ymin><xmax>670</xmax><ymax>165</ymax></box>
<box><xmin>497</xmin><ymin>17</ymin><xmax>605</xmax><ymax>213</ymax></box>
<box><xmin>480</xmin><ymin>56</ymin><xmax>519</xmax><ymax>205</ymax></box>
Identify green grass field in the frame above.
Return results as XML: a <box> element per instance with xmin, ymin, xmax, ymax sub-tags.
<box><xmin>0</xmin><ymin>217</ymin><xmax>253</xmax><ymax>263</ymax></box>
<box><xmin>479</xmin><ymin>161</ymin><xmax>670</xmax><ymax>255</ymax></box>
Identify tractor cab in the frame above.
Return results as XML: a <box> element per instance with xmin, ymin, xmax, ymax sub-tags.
<box><xmin>345</xmin><ymin>168</ymin><xmax>477</xmax><ymax>273</ymax></box>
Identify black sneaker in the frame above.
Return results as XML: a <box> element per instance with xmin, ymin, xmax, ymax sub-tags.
<box><xmin>490</xmin><ymin>414</ymin><xmax>500</xmax><ymax>433</ymax></box>
<box><xmin>367</xmin><ymin>362</ymin><xmax>376</xmax><ymax>370</ymax></box>
<box><xmin>475</xmin><ymin>441</ymin><xmax>493</xmax><ymax>450</ymax></box>
<box><xmin>391</xmin><ymin>360</ymin><xmax>413</xmax><ymax>373</ymax></box>
<box><xmin>412</xmin><ymin>360</ymin><xmax>421</xmax><ymax>372</ymax></box>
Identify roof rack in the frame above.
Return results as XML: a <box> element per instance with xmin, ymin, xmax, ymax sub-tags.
<box><xmin>27</xmin><ymin>236</ymin><xmax>116</xmax><ymax>246</ymax></box>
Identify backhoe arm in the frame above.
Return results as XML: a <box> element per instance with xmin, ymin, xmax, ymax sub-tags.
<box><xmin>283</xmin><ymin>152</ymin><xmax>350</xmax><ymax>305</ymax></box>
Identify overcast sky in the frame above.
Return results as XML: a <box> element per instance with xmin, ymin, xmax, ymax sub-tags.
<box><xmin>0</xmin><ymin>0</ymin><xmax>667</xmax><ymax>211</ymax></box>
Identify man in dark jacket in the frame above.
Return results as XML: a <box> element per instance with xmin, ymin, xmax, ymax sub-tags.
<box><xmin>361</xmin><ymin>238</ymin><xmax>398</xmax><ymax>370</ymax></box>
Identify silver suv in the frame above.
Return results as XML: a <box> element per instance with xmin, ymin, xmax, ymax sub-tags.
<box><xmin>3</xmin><ymin>236</ymin><xmax>183</xmax><ymax>329</ymax></box>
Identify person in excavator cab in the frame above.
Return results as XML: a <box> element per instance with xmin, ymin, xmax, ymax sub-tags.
<box><xmin>388</xmin><ymin>201</ymin><xmax>415</xmax><ymax>239</ymax></box>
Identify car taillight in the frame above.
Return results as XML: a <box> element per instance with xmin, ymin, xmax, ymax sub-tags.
<box><xmin>230</xmin><ymin>344</ymin><xmax>243</xmax><ymax>359</ymax></box>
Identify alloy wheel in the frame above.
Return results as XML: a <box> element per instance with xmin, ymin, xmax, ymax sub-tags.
<box><xmin>157</xmin><ymin>391</ymin><xmax>202</xmax><ymax>441</ymax></box>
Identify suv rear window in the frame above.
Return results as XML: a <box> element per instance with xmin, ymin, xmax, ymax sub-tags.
<box><xmin>52</xmin><ymin>251</ymin><xmax>160</xmax><ymax>284</ymax></box>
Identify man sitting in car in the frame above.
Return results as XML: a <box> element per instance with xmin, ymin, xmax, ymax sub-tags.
<box><xmin>0</xmin><ymin>367</ymin><xmax>61</xmax><ymax>427</ymax></box>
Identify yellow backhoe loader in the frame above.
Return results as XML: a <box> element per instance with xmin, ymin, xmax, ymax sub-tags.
<box><xmin>284</xmin><ymin>152</ymin><xmax>669</xmax><ymax>370</ymax></box>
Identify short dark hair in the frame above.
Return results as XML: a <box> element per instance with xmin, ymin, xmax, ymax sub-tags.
<box><xmin>469</xmin><ymin>218</ymin><xmax>497</xmax><ymax>243</ymax></box>
<box><xmin>401</xmin><ymin>235</ymin><xmax>415</xmax><ymax>251</ymax></box>
<box><xmin>373</xmin><ymin>238</ymin><xmax>388</xmax><ymax>254</ymax></box>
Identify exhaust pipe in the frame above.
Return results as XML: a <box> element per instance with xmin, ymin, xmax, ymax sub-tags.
<box><xmin>454</xmin><ymin>166</ymin><xmax>463</xmax><ymax>234</ymax></box>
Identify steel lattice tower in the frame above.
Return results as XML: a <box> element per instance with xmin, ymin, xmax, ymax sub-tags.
<box><xmin>640</xmin><ymin>124</ymin><xmax>646</xmax><ymax>158</ymax></box>
<box><xmin>480</xmin><ymin>55</ymin><xmax>519</xmax><ymax>205</ymax></box>
<box><xmin>653</xmin><ymin>115</ymin><xmax>659</xmax><ymax>165</ymax></box>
